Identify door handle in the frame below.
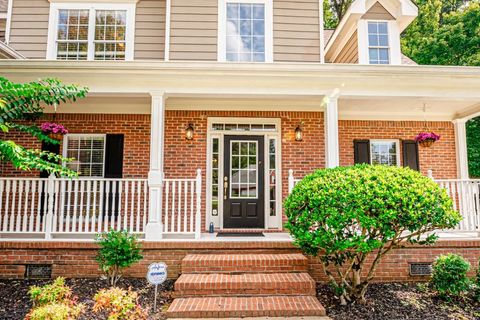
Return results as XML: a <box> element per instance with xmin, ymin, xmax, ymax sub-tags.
<box><xmin>223</xmin><ymin>176</ymin><xmax>228</xmax><ymax>200</ymax></box>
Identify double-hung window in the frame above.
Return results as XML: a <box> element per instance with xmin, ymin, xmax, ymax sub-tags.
<box><xmin>48</xmin><ymin>3</ymin><xmax>134</xmax><ymax>60</ymax></box>
<box><xmin>367</xmin><ymin>21</ymin><xmax>390</xmax><ymax>64</ymax></box>
<box><xmin>64</xmin><ymin>134</ymin><xmax>106</xmax><ymax>177</ymax></box>
<box><xmin>219</xmin><ymin>0</ymin><xmax>273</xmax><ymax>62</ymax></box>
<box><xmin>370</xmin><ymin>140</ymin><xmax>399</xmax><ymax>166</ymax></box>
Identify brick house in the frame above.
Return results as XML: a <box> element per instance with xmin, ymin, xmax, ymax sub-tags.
<box><xmin>0</xmin><ymin>0</ymin><xmax>480</xmax><ymax>317</ymax></box>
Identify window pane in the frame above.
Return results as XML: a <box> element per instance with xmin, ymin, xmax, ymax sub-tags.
<box><xmin>56</xmin><ymin>9</ymin><xmax>89</xmax><ymax>60</ymax></box>
<box><xmin>225</xmin><ymin>3</ymin><xmax>265</xmax><ymax>62</ymax></box>
<box><xmin>94</xmin><ymin>10</ymin><xmax>127</xmax><ymax>61</ymax></box>
<box><xmin>65</xmin><ymin>135</ymin><xmax>105</xmax><ymax>177</ymax></box>
<box><xmin>370</xmin><ymin>142</ymin><xmax>397</xmax><ymax>166</ymax></box>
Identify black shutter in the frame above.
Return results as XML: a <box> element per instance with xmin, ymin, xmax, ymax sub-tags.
<box><xmin>402</xmin><ymin>140</ymin><xmax>420</xmax><ymax>171</ymax></box>
<box><xmin>103</xmin><ymin>134</ymin><xmax>124</xmax><ymax>220</ymax></box>
<box><xmin>40</xmin><ymin>142</ymin><xmax>61</xmax><ymax>178</ymax></box>
<box><xmin>104</xmin><ymin>134</ymin><xmax>124</xmax><ymax>178</ymax></box>
<box><xmin>354</xmin><ymin>140</ymin><xmax>371</xmax><ymax>164</ymax></box>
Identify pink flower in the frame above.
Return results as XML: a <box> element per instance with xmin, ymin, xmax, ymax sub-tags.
<box><xmin>414</xmin><ymin>132</ymin><xmax>440</xmax><ymax>143</ymax></box>
<box><xmin>40</xmin><ymin>122</ymin><xmax>68</xmax><ymax>135</ymax></box>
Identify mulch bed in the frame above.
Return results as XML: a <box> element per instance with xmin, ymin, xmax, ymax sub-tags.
<box><xmin>0</xmin><ymin>278</ymin><xmax>174</xmax><ymax>320</ymax></box>
<box><xmin>317</xmin><ymin>282</ymin><xmax>480</xmax><ymax>320</ymax></box>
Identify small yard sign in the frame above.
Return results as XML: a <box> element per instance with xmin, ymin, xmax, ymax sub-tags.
<box><xmin>147</xmin><ymin>262</ymin><xmax>168</xmax><ymax>312</ymax></box>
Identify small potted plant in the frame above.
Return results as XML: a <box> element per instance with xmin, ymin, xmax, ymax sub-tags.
<box><xmin>414</xmin><ymin>131</ymin><xmax>440</xmax><ymax>147</ymax></box>
<box><xmin>40</xmin><ymin>122</ymin><xmax>68</xmax><ymax>141</ymax></box>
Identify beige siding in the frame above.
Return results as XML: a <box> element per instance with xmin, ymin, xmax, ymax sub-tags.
<box><xmin>8</xmin><ymin>0</ymin><xmax>49</xmax><ymax>59</ymax></box>
<box><xmin>0</xmin><ymin>19</ymin><xmax>5</xmax><ymax>41</ymax></box>
<box><xmin>273</xmin><ymin>0</ymin><xmax>320</xmax><ymax>62</ymax></box>
<box><xmin>169</xmin><ymin>0</ymin><xmax>217</xmax><ymax>61</ymax></box>
<box><xmin>135</xmin><ymin>0</ymin><xmax>166</xmax><ymax>60</ymax></box>
<box><xmin>334</xmin><ymin>31</ymin><xmax>358</xmax><ymax>63</ymax></box>
<box><xmin>362</xmin><ymin>2</ymin><xmax>394</xmax><ymax>20</ymax></box>
<box><xmin>0</xmin><ymin>0</ymin><xmax>7</xmax><ymax>13</ymax></box>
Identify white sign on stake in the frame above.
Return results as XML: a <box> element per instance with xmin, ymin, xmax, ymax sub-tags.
<box><xmin>147</xmin><ymin>262</ymin><xmax>168</xmax><ymax>312</ymax></box>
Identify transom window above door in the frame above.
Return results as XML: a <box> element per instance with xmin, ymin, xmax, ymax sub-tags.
<box><xmin>47</xmin><ymin>3</ymin><xmax>135</xmax><ymax>61</ymax></box>
<box><xmin>218</xmin><ymin>0</ymin><xmax>273</xmax><ymax>62</ymax></box>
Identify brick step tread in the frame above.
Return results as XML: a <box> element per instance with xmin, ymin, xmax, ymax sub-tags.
<box><xmin>170</xmin><ymin>317</ymin><xmax>331</xmax><ymax>320</ymax></box>
<box><xmin>174</xmin><ymin>273</ymin><xmax>316</xmax><ymax>297</ymax></box>
<box><xmin>166</xmin><ymin>296</ymin><xmax>326</xmax><ymax>318</ymax></box>
<box><xmin>181</xmin><ymin>254</ymin><xmax>308</xmax><ymax>273</ymax></box>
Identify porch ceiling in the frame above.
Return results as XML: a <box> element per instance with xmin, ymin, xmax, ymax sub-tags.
<box><xmin>3</xmin><ymin>60</ymin><xmax>480</xmax><ymax>121</ymax></box>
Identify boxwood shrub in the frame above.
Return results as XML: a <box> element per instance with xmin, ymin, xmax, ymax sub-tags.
<box><xmin>284</xmin><ymin>164</ymin><xmax>461</xmax><ymax>305</ymax></box>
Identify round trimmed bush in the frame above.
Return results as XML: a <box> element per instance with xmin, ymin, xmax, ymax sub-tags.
<box><xmin>431</xmin><ymin>253</ymin><xmax>471</xmax><ymax>297</ymax></box>
<box><xmin>284</xmin><ymin>164</ymin><xmax>461</xmax><ymax>304</ymax></box>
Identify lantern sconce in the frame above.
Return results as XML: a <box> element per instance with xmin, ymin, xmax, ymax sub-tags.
<box><xmin>294</xmin><ymin>123</ymin><xmax>303</xmax><ymax>141</ymax></box>
<box><xmin>185</xmin><ymin>123</ymin><xmax>194</xmax><ymax>140</ymax></box>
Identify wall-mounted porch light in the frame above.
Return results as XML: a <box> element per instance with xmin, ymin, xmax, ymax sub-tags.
<box><xmin>295</xmin><ymin>124</ymin><xmax>303</xmax><ymax>141</ymax></box>
<box><xmin>185</xmin><ymin>123</ymin><xmax>194</xmax><ymax>140</ymax></box>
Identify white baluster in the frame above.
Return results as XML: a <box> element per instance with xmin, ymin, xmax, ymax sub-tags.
<box><xmin>79</xmin><ymin>180</ymin><xmax>85</xmax><ymax>233</ymax></box>
<box><xmin>124</xmin><ymin>180</ymin><xmax>130</xmax><ymax>232</ymax></box>
<box><xmin>111</xmin><ymin>181</ymin><xmax>117</xmax><ymax>231</ymax></box>
<box><xmin>142</xmin><ymin>180</ymin><xmax>148</xmax><ymax>232</ymax></box>
<box><xmin>136</xmin><ymin>181</ymin><xmax>141</xmax><ymax>233</ymax></box>
<box><xmin>195</xmin><ymin>169</ymin><xmax>202</xmax><ymax>239</ymax></box>
<box><xmin>177</xmin><ymin>180</ymin><xmax>182</xmax><ymax>233</ymax></box>
<box><xmin>52</xmin><ymin>179</ymin><xmax>59</xmax><ymax>233</ymax></box>
<box><xmin>23</xmin><ymin>180</ymin><xmax>30</xmax><ymax>232</ymax></box>
<box><xmin>72</xmin><ymin>180</ymin><xmax>79</xmax><ymax>232</ymax></box>
<box><xmin>171</xmin><ymin>180</ymin><xmax>176</xmax><ymax>233</ymax></box>
<box><xmin>0</xmin><ymin>180</ymin><xmax>5</xmax><ymax>231</ymax></box>
<box><xmin>16</xmin><ymin>180</ymin><xmax>23</xmax><ymax>232</ymax></box>
<box><xmin>118</xmin><ymin>181</ymin><xmax>123</xmax><ymax>231</ymax></box>
<box><xmin>184</xmin><ymin>181</ymin><xmax>187</xmax><ymax>233</ymax></box>
<box><xmin>84</xmin><ymin>180</ymin><xmax>91</xmax><ymax>233</ymax></box>
<box><xmin>98</xmin><ymin>180</ymin><xmax>105</xmax><ymax>233</ymax></box>
<box><xmin>190</xmin><ymin>181</ymin><xmax>194</xmax><ymax>233</ymax></box>
<box><xmin>9</xmin><ymin>180</ymin><xmax>16</xmax><ymax>232</ymax></box>
<box><xmin>44</xmin><ymin>174</ymin><xmax>55</xmax><ymax>240</ymax></box>
<box><xmin>91</xmin><ymin>180</ymin><xmax>97</xmax><ymax>233</ymax></box>
<box><xmin>130</xmin><ymin>181</ymin><xmax>135</xmax><ymax>232</ymax></box>
<box><xmin>104</xmin><ymin>181</ymin><xmax>110</xmax><ymax>231</ymax></box>
<box><xmin>165</xmin><ymin>181</ymin><xmax>169</xmax><ymax>233</ymax></box>
<box><xmin>58</xmin><ymin>179</ymin><xmax>66</xmax><ymax>233</ymax></box>
<box><xmin>65</xmin><ymin>180</ymin><xmax>72</xmax><ymax>233</ymax></box>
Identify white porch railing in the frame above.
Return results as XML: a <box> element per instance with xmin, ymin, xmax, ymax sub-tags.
<box><xmin>288</xmin><ymin>170</ymin><xmax>480</xmax><ymax>233</ymax></box>
<box><xmin>0</xmin><ymin>170</ymin><xmax>202</xmax><ymax>240</ymax></box>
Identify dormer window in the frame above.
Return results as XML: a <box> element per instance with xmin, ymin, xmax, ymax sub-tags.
<box><xmin>367</xmin><ymin>21</ymin><xmax>390</xmax><ymax>64</ymax></box>
<box><xmin>47</xmin><ymin>3</ymin><xmax>135</xmax><ymax>61</ymax></box>
<box><xmin>218</xmin><ymin>0</ymin><xmax>273</xmax><ymax>62</ymax></box>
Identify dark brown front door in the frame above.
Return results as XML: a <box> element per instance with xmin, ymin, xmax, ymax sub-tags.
<box><xmin>223</xmin><ymin>135</ymin><xmax>264</xmax><ymax>228</ymax></box>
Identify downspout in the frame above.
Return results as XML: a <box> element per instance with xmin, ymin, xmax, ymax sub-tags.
<box><xmin>164</xmin><ymin>0</ymin><xmax>171</xmax><ymax>61</ymax></box>
<box><xmin>319</xmin><ymin>0</ymin><xmax>325</xmax><ymax>63</ymax></box>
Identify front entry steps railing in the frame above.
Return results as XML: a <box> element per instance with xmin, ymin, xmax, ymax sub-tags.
<box><xmin>166</xmin><ymin>253</ymin><xmax>326</xmax><ymax>318</ymax></box>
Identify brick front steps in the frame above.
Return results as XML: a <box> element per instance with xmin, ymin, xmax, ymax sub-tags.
<box><xmin>166</xmin><ymin>253</ymin><xmax>326</xmax><ymax>319</ymax></box>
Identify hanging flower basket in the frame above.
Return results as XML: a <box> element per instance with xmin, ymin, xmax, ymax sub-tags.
<box><xmin>40</xmin><ymin>122</ymin><xmax>68</xmax><ymax>141</ymax></box>
<box><xmin>414</xmin><ymin>132</ymin><xmax>440</xmax><ymax>148</ymax></box>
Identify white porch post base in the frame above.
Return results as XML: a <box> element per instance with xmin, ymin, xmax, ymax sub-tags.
<box><xmin>145</xmin><ymin>222</ymin><xmax>163</xmax><ymax>240</ymax></box>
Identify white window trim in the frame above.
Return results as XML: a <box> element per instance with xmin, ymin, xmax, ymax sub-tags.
<box><xmin>370</xmin><ymin>139</ymin><xmax>401</xmax><ymax>166</ymax></box>
<box><xmin>358</xmin><ymin>19</ymin><xmax>401</xmax><ymax>65</ymax></box>
<box><xmin>46</xmin><ymin>2</ymin><xmax>135</xmax><ymax>61</ymax></box>
<box><xmin>4</xmin><ymin>0</ymin><xmax>13</xmax><ymax>44</ymax></box>
<box><xmin>62</xmin><ymin>133</ymin><xmax>107</xmax><ymax>178</ymax></box>
<box><xmin>217</xmin><ymin>0</ymin><xmax>273</xmax><ymax>63</ymax></box>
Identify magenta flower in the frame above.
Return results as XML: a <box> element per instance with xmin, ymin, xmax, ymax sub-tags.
<box><xmin>40</xmin><ymin>122</ymin><xmax>68</xmax><ymax>135</ymax></box>
<box><xmin>414</xmin><ymin>132</ymin><xmax>440</xmax><ymax>143</ymax></box>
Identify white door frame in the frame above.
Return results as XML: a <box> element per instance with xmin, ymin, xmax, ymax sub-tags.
<box><xmin>206</xmin><ymin>117</ymin><xmax>282</xmax><ymax>230</ymax></box>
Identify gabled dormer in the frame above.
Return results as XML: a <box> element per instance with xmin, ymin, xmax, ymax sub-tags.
<box><xmin>324</xmin><ymin>0</ymin><xmax>418</xmax><ymax>65</ymax></box>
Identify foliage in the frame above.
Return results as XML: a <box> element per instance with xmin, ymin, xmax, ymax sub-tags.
<box><xmin>323</xmin><ymin>0</ymin><xmax>353</xmax><ymax>25</ymax></box>
<box><xmin>26</xmin><ymin>278</ymin><xmax>85</xmax><ymax>320</ymax></box>
<box><xmin>431</xmin><ymin>253</ymin><xmax>471</xmax><ymax>298</ymax></box>
<box><xmin>467</xmin><ymin>118</ymin><xmax>480</xmax><ymax>178</ymax></box>
<box><xmin>284</xmin><ymin>165</ymin><xmax>461</xmax><ymax>305</ymax></box>
<box><xmin>402</xmin><ymin>1</ymin><xmax>480</xmax><ymax>66</ymax></box>
<box><xmin>93</xmin><ymin>287</ymin><xmax>147</xmax><ymax>320</ymax></box>
<box><xmin>95</xmin><ymin>230</ymin><xmax>143</xmax><ymax>286</ymax></box>
<box><xmin>0</xmin><ymin>77</ymin><xmax>88</xmax><ymax>177</ymax></box>
<box><xmin>474</xmin><ymin>258</ymin><xmax>480</xmax><ymax>301</ymax></box>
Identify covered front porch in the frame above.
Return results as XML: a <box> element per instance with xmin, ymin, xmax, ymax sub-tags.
<box><xmin>0</xmin><ymin>61</ymin><xmax>479</xmax><ymax>240</ymax></box>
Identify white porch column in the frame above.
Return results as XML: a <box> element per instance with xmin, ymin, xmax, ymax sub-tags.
<box><xmin>145</xmin><ymin>92</ymin><xmax>166</xmax><ymax>240</ymax></box>
<box><xmin>453</xmin><ymin>119</ymin><xmax>469</xmax><ymax>179</ymax></box>
<box><xmin>324</xmin><ymin>93</ymin><xmax>340</xmax><ymax>168</ymax></box>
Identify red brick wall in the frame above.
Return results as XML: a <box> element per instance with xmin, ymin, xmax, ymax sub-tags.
<box><xmin>0</xmin><ymin>240</ymin><xmax>478</xmax><ymax>282</ymax></box>
<box><xmin>0</xmin><ymin>114</ymin><xmax>151</xmax><ymax>178</ymax></box>
<box><xmin>339</xmin><ymin>120</ymin><xmax>457</xmax><ymax>179</ymax></box>
<box><xmin>163</xmin><ymin>110</ymin><xmax>325</xmax><ymax>228</ymax></box>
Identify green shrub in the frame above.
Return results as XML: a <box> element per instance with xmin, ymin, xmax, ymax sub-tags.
<box><xmin>431</xmin><ymin>253</ymin><xmax>471</xmax><ymax>297</ymax></box>
<box><xmin>95</xmin><ymin>229</ymin><xmax>143</xmax><ymax>286</ymax></box>
<box><xmin>26</xmin><ymin>278</ymin><xmax>84</xmax><ymax>320</ymax></box>
<box><xmin>26</xmin><ymin>302</ymin><xmax>84</xmax><ymax>320</ymax></box>
<box><xmin>93</xmin><ymin>287</ymin><xmax>147</xmax><ymax>320</ymax></box>
<box><xmin>473</xmin><ymin>258</ymin><xmax>480</xmax><ymax>300</ymax></box>
<box><xmin>284</xmin><ymin>164</ymin><xmax>461</xmax><ymax>305</ymax></box>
